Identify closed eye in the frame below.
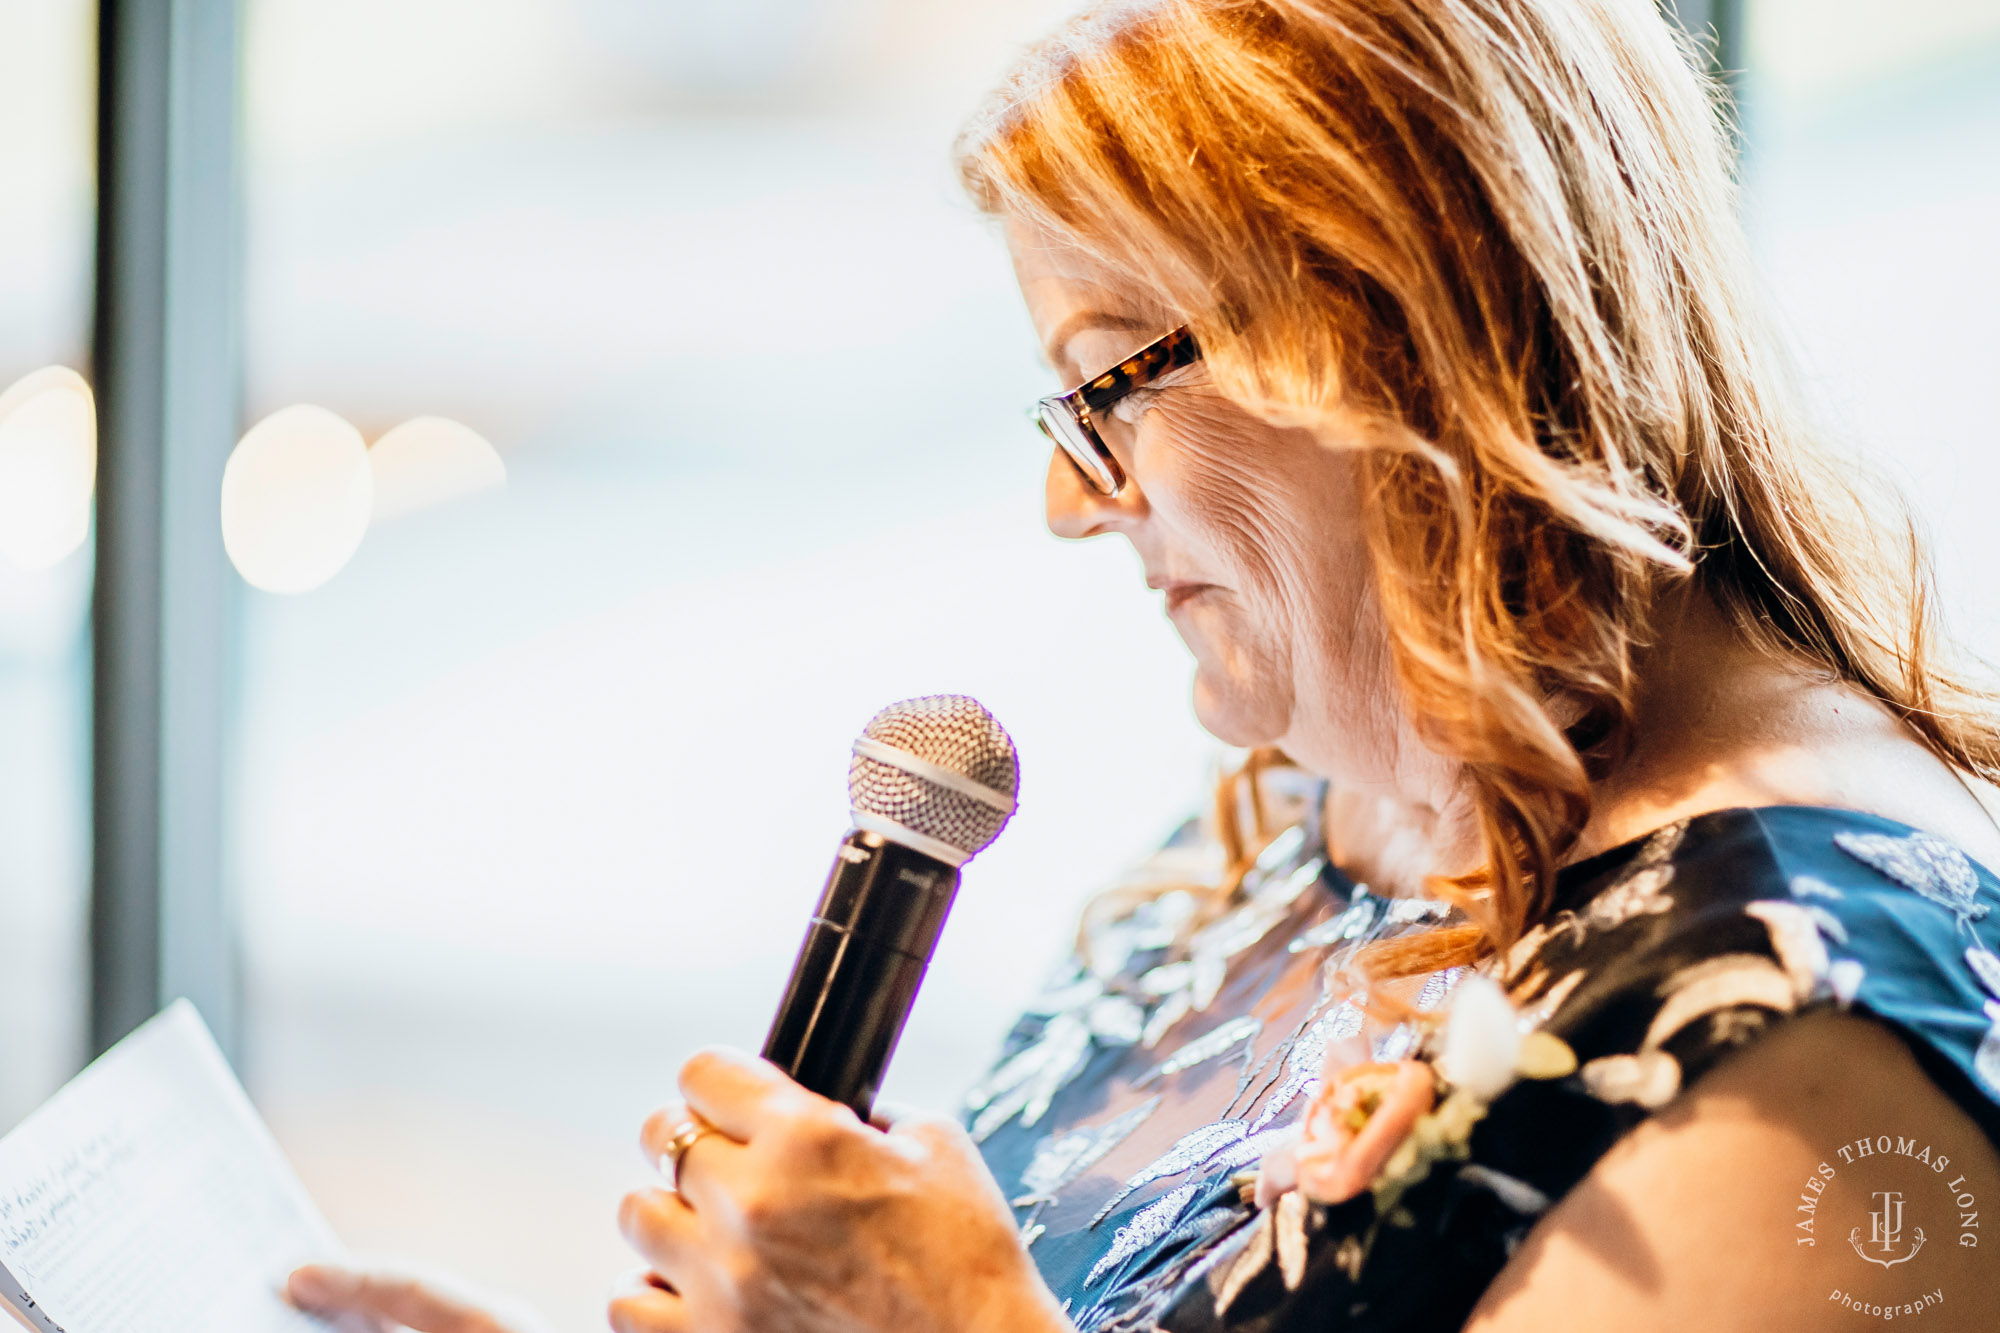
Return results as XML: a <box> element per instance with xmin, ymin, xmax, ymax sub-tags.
<box><xmin>1107</xmin><ymin>386</ymin><xmax>1164</xmax><ymax>426</ymax></box>
<box><xmin>1106</xmin><ymin>362</ymin><xmax>1204</xmax><ymax>426</ymax></box>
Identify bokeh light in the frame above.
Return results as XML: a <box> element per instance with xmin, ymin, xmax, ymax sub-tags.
<box><xmin>367</xmin><ymin>416</ymin><xmax>505</xmax><ymax>522</ymax></box>
<box><xmin>221</xmin><ymin>404</ymin><xmax>372</xmax><ymax>594</ymax></box>
<box><xmin>0</xmin><ymin>366</ymin><xmax>95</xmax><ymax>572</ymax></box>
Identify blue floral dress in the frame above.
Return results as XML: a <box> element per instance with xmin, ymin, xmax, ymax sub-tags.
<box><xmin>967</xmin><ymin>801</ymin><xmax>2000</xmax><ymax>1331</ymax></box>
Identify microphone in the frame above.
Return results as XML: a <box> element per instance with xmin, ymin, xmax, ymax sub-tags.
<box><xmin>761</xmin><ymin>695</ymin><xmax>1020</xmax><ymax>1120</ymax></box>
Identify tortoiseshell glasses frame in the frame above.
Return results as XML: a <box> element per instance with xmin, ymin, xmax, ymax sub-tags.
<box><xmin>1029</xmin><ymin>325</ymin><xmax>1202</xmax><ymax>497</ymax></box>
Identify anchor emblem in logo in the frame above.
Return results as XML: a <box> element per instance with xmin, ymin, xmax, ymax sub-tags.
<box><xmin>1849</xmin><ymin>1190</ymin><xmax>1926</xmax><ymax>1268</ymax></box>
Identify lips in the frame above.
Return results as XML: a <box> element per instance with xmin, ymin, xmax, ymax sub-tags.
<box><xmin>1160</xmin><ymin>582</ymin><xmax>1217</xmax><ymax>614</ymax></box>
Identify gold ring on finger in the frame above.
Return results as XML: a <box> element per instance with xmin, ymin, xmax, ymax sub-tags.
<box><xmin>659</xmin><ymin>1117</ymin><xmax>717</xmax><ymax>1189</ymax></box>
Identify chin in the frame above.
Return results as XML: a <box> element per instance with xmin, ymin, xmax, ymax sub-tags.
<box><xmin>1190</xmin><ymin>670</ymin><xmax>1289</xmax><ymax>750</ymax></box>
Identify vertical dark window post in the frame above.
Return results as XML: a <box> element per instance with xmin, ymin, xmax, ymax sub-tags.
<box><xmin>90</xmin><ymin>0</ymin><xmax>243</xmax><ymax>1061</ymax></box>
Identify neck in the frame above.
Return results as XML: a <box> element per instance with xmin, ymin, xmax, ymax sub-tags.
<box><xmin>1324</xmin><ymin>585</ymin><xmax>2000</xmax><ymax>902</ymax></box>
<box><xmin>1575</xmin><ymin>586</ymin><xmax>1854</xmax><ymax>859</ymax></box>
<box><xmin>1320</xmin><ymin>587</ymin><xmax>1824</xmax><ymax>890</ymax></box>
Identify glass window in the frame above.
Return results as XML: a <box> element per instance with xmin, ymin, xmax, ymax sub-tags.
<box><xmin>0</xmin><ymin>0</ymin><xmax>96</xmax><ymax>1131</ymax></box>
<box><xmin>1744</xmin><ymin>0</ymin><xmax>2000</xmax><ymax>649</ymax></box>
<box><xmin>235</xmin><ymin>1</ymin><xmax>1203</xmax><ymax>1323</ymax></box>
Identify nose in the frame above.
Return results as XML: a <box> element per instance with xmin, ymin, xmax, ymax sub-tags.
<box><xmin>1045</xmin><ymin>449</ymin><xmax>1146</xmax><ymax>540</ymax></box>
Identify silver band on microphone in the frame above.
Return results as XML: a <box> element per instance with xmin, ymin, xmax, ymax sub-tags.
<box><xmin>850</xmin><ymin>737</ymin><xmax>1018</xmax><ymax>816</ymax></box>
<box><xmin>851</xmin><ymin>811</ymin><xmax>976</xmax><ymax>867</ymax></box>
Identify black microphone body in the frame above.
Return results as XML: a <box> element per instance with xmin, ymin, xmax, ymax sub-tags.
<box><xmin>758</xmin><ymin>694</ymin><xmax>1018</xmax><ymax>1121</ymax></box>
<box><xmin>762</xmin><ymin>830</ymin><xmax>961</xmax><ymax>1120</ymax></box>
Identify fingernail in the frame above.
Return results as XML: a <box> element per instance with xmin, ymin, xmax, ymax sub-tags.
<box><xmin>287</xmin><ymin>1267</ymin><xmax>332</xmax><ymax>1308</ymax></box>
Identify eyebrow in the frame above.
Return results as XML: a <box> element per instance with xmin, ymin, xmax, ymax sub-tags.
<box><xmin>1045</xmin><ymin>310</ymin><xmax>1155</xmax><ymax>382</ymax></box>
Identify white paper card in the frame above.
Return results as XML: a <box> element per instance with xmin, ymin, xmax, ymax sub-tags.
<box><xmin>0</xmin><ymin>1001</ymin><xmax>345</xmax><ymax>1332</ymax></box>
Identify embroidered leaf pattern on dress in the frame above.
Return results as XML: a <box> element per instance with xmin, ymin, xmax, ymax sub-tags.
<box><xmin>1274</xmin><ymin>1189</ymin><xmax>1312</xmax><ymax>1290</ymax></box>
<box><xmin>1457</xmin><ymin>1163</ymin><xmax>1551</xmax><ymax>1216</ymax></box>
<box><xmin>1744</xmin><ymin>901</ymin><xmax>1832</xmax><ymax>1000</ymax></box>
<box><xmin>1514</xmin><ymin>968</ymin><xmax>1584</xmax><ymax>1032</ymax></box>
<box><xmin>1137</xmin><ymin>1016</ymin><xmax>1263</xmax><ymax>1088</ymax></box>
<box><xmin>1287</xmin><ymin>893</ymin><xmax>1380</xmax><ymax>954</ymax></box>
<box><xmin>1582</xmin><ymin>863</ymin><xmax>1676</xmax><ymax>931</ymax></box>
<box><xmin>1636</xmin><ymin>819</ymin><xmax>1689</xmax><ymax>864</ymax></box>
<box><xmin>1133</xmin><ymin>843</ymin><xmax>1326</xmax><ymax>1048</ymax></box>
<box><xmin>1643</xmin><ymin>953</ymin><xmax>1796</xmax><ymax>1049</ymax></box>
<box><xmin>967</xmin><ymin>975</ymin><xmax>1150</xmax><ymax>1140</ymax></box>
<box><xmin>1209</xmin><ymin>1206</ymin><xmax>1272</xmax><ymax>1317</ymax></box>
<box><xmin>1828</xmin><ymin>958</ymin><xmax>1867</xmax><ymax>1006</ymax></box>
<box><xmin>1977</xmin><ymin>1001</ymin><xmax>2000</xmax><ymax>1096</ymax></box>
<box><xmin>1965</xmin><ymin>946</ymin><xmax>2000</xmax><ymax>1000</ymax></box>
<box><xmin>1154</xmin><ymin>1205</ymin><xmax>1242</xmax><ymax>1260</ymax></box>
<box><xmin>1091</xmin><ymin>1119</ymin><xmax>1250</xmax><ymax>1225</ymax></box>
<box><xmin>1204</xmin><ymin>1124</ymin><xmax>1306</xmax><ymax>1176</ymax></box>
<box><xmin>1835</xmin><ymin>830</ymin><xmax>1989</xmax><ymax>923</ymax></box>
<box><xmin>1970</xmin><ymin>947</ymin><xmax>2000</xmax><ymax>1094</ymax></box>
<box><xmin>1015</xmin><ymin>1097</ymin><xmax>1162</xmax><ymax>1205</ymax></box>
<box><xmin>1248</xmin><ymin>1002</ymin><xmax>1359</xmax><ymax>1132</ymax></box>
<box><xmin>1580</xmin><ymin>1049</ymin><xmax>1681</xmax><ymax>1107</ymax></box>
<box><xmin>1416</xmin><ymin>966</ymin><xmax>1466</xmax><ymax>1011</ymax></box>
<box><xmin>967</xmin><ymin>1012</ymin><xmax>1097</xmax><ymax>1141</ymax></box>
<box><xmin>1085</xmin><ymin>1181</ymin><xmax>1204</xmax><ymax>1287</ymax></box>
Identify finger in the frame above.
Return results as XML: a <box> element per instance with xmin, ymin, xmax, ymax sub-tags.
<box><xmin>676</xmin><ymin>1046</ymin><xmax>813</xmax><ymax>1140</ymax></box>
<box><xmin>283</xmin><ymin>1271</ymin><xmax>393</xmax><ymax>1333</ymax></box>
<box><xmin>618</xmin><ymin>1187</ymin><xmax>705</xmax><ymax>1286</ymax></box>
<box><xmin>638</xmin><ymin>1105</ymin><xmax>747</xmax><ymax>1214</ymax></box>
<box><xmin>639</xmin><ymin>1100</ymin><xmax>693</xmax><ymax>1166</ymax></box>
<box><xmin>288</xmin><ymin>1265</ymin><xmax>495</xmax><ymax>1333</ymax></box>
<box><xmin>610</xmin><ymin>1266</ymin><xmax>676</xmax><ymax>1296</ymax></box>
<box><xmin>640</xmin><ymin>1100</ymin><xmax>744</xmax><ymax>1167</ymax></box>
<box><xmin>606</xmin><ymin>1277</ymin><xmax>689</xmax><ymax>1333</ymax></box>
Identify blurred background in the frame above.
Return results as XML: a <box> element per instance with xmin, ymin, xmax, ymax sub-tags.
<box><xmin>1</xmin><ymin>0</ymin><xmax>1997</xmax><ymax>1326</ymax></box>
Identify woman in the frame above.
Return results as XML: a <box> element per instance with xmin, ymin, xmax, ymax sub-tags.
<box><xmin>289</xmin><ymin>0</ymin><xmax>2000</xmax><ymax>1329</ymax></box>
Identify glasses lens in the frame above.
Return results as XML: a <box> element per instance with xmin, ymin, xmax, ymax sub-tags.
<box><xmin>1034</xmin><ymin>401</ymin><xmax>1121</xmax><ymax>495</ymax></box>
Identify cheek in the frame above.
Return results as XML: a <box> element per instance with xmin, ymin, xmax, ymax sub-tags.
<box><xmin>1144</xmin><ymin>415</ymin><xmax>1285</xmax><ymax>593</ymax></box>
<box><xmin>1136</xmin><ymin>409</ymin><xmax>1317</xmax><ymax>733</ymax></box>
<box><xmin>1146</xmin><ymin>405</ymin><xmax>1356</xmax><ymax>641</ymax></box>
<box><xmin>1137</xmin><ymin>406</ymin><xmax>1384</xmax><ymax>746</ymax></box>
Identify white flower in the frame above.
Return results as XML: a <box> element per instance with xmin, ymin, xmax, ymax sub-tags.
<box><xmin>1436</xmin><ymin>973</ymin><xmax>1522</xmax><ymax>1100</ymax></box>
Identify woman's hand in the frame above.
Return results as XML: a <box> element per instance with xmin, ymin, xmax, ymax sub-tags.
<box><xmin>612</xmin><ymin>1047</ymin><xmax>1073</xmax><ymax>1333</ymax></box>
<box><xmin>286</xmin><ymin>1263</ymin><xmax>553</xmax><ymax>1333</ymax></box>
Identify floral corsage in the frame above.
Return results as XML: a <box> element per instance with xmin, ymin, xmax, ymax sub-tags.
<box><xmin>1253</xmin><ymin>973</ymin><xmax>1575</xmax><ymax>1220</ymax></box>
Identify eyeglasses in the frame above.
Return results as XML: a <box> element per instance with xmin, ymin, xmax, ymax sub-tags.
<box><xmin>1029</xmin><ymin>325</ymin><xmax>1202</xmax><ymax>497</ymax></box>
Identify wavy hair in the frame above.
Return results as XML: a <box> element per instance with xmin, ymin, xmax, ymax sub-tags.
<box><xmin>958</xmin><ymin>0</ymin><xmax>2000</xmax><ymax>959</ymax></box>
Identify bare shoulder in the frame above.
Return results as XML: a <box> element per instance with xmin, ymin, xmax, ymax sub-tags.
<box><xmin>1465</xmin><ymin>1010</ymin><xmax>2000</xmax><ymax>1333</ymax></box>
<box><xmin>1587</xmin><ymin>662</ymin><xmax>2000</xmax><ymax>871</ymax></box>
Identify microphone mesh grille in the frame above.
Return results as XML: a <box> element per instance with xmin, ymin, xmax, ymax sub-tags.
<box><xmin>848</xmin><ymin>695</ymin><xmax>1019</xmax><ymax>860</ymax></box>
